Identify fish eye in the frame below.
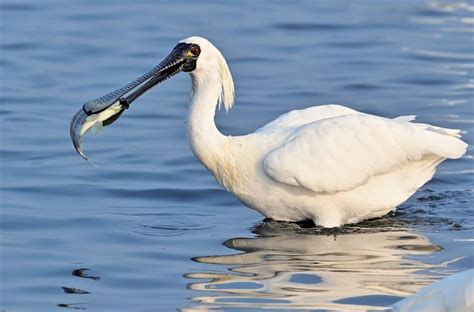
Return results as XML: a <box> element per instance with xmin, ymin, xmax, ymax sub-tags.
<box><xmin>189</xmin><ymin>45</ymin><xmax>200</xmax><ymax>57</ymax></box>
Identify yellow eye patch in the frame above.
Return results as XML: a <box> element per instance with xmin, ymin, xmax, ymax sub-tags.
<box><xmin>186</xmin><ymin>51</ymin><xmax>195</xmax><ymax>57</ymax></box>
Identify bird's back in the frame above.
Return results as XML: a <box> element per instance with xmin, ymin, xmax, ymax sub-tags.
<box><xmin>231</xmin><ymin>104</ymin><xmax>468</xmax><ymax>226</ymax></box>
<box><xmin>255</xmin><ymin>104</ymin><xmax>360</xmax><ymax>133</ymax></box>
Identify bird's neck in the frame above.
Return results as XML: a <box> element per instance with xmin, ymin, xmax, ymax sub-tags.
<box><xmin>186</xmin><ymin>71</ymin><xmax>228</xmax><ymax>174</ymax></box>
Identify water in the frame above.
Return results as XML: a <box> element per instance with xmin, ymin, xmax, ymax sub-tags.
<box><xmin>1</xmin><ymin>0</ymin><xmax>473</xmax><ymax>311</ymax></box>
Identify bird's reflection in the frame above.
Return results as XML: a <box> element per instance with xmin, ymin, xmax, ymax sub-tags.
<box><xmin>184</xmin><ymin>221</ymin><xmax>453</xmax><ymax>311</ymax></box>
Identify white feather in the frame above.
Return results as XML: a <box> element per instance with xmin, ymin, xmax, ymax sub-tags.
<box><xmin>180</xmin><ymin>36</ymin><xmax>234</xmax><ymax>112</ymax></box>
<box><xmin>256</xmin><ymin>104</ymin><xmax>360</xmax><ymax>133</ymax></box>
<box><xmin>263</xmin><ymin>114</ymin><xmax>467</xmax><ymax>193</ymax></box>
<box><xmin>176</xmin><ymin>37</ymin><xmax>468</xmax><ymax>227</ymax></box>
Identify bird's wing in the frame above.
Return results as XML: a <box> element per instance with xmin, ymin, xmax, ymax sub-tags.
<box><xmin>263</xmin><ymin>114</ymin><xmax>467</xmax><ymax>193</ymax></box>
<box><xmin>256</xmin><ymin>104</ymin><xmax>361</xmax><ymax>133</ymax></box>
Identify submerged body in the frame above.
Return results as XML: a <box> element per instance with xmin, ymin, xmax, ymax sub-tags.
<box><xmin>71</xmin><ymin>36</ymin><xmax>467</xmax><ymax>227</ymax></box>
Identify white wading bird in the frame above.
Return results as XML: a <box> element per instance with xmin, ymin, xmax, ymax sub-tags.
<box><xmin>70</xmin><ymin>37</ymin><xmax>467</xmax><ymax>227</ymax></box>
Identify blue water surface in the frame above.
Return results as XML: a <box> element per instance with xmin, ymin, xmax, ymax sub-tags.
<box><xmin>1</xmin><ymin>0</ymin><xmax>473</xmax><ymax>311</ymax></box>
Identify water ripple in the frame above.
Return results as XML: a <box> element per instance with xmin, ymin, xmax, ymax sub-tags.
<box><xmin>274</xmin><ymin>22</ymin><xmax>350</xmax><ymax>31</ymax></box>
<box><xmin>402</xmin><ymin>47</ymin><xmax>474</xmax><ymax>62</ymax></box>
<box><xmin>115</xmin><ymin>213</ymin><xmax>215</xmax><ymax>237</ymax></box>
<box><xmin>133</xmin><ymin>219</ymin><xmax>213</xmax><ymax>237</ymax></box>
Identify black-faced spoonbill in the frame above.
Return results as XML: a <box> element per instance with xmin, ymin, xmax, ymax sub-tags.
<box><xmin>70</xmin><ymin>36</ymin><xmax>467</xmax><ymax>227</ymax></box>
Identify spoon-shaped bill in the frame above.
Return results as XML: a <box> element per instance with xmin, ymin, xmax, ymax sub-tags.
<box><xmin>70</xmin><ymin>42</ymin><xmax>192</xmax><ymax>161</ymax></box>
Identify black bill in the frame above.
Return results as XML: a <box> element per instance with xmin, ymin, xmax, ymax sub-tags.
<box><xmin>70</xmin><ymin>43</ymin><xmax>193</xmax><ymax>161</ymax></box>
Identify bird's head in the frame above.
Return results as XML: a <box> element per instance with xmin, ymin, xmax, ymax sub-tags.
<box><xmin>177</xmin><ymin>37</ymin><xmax>235</xmax><ymax>112</ymax></box>
<box><xmin>70</xmin><ymin>36</ymin><xmax>234</xmax><ymax>160</ymax></box>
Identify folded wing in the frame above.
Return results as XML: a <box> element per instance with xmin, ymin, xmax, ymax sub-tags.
<box><xmin>263</xmin><ymin>114</ymin><xmax>467</xmax><ymax>193</ymax></box>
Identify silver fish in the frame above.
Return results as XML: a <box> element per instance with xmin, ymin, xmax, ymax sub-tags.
<box><xmin>70</xmin><ymin>100</ymin><xmax>126</xmax><ymax>161</ymax></box>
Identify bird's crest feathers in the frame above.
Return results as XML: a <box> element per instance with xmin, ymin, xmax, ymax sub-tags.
<box><xmin>180</xmin><ymin>36</ymin><xmax>235</xmax><ymax>112</ymax></box>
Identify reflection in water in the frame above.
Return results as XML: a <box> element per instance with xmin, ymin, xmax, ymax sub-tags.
<box><xmin>61</xmin><ymin>287</ymin><xmax>90</xmax><ymax>295</ymax></box>
<box><xmin>72</xmin><ymin>268</ymin><xmax>101</xmax><ymax>281</ymax></box>
<box><xmin>184</xmin><ymin>222</ymin><xmax>458</xmax><ymax>311</ymax></box>
<box><xmin>57</xmin><ymin>303</ymin><xmax>87</xmax><ymax>310</ymax></box>
<box><xmin>57</xmin><ymin>268</ymin><xmax>100</xmax><ymax>310</ymax></box>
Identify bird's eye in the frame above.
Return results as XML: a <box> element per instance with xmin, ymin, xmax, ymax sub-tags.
<box><xmin>190</xmin><ymin>46</ymin><xmax>200</xmax><ymax>57</ymax></box>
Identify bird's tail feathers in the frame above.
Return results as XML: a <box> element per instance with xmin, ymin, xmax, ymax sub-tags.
<box><xmin>394</xmin><ymin>115</ymin><xmax>417</xmax><ymax>122</ymax></box>
<box><xmin>395</xmin><ymin>115</ymin><xmax>463</xmax><ymax>138</ymax></box>
<box><xmin>396</xmin><ymin>116</ymin><xmax>467</xmax><ymax>158</ymax></box>
<box><xmin>424</xmin><ymin>129</ymin><xmax>467</xmax><ymax>159</ymax></box>
<box><xmin>420</xmin><ymin>124</ymin><xmax>462</xmax><ymax>138</ymax></box>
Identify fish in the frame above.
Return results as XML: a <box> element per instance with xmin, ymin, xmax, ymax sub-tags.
<box><xmin>70</xmin><ymin>99</ymin><xmax>128</xmax><ymax>161</ymax></box>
